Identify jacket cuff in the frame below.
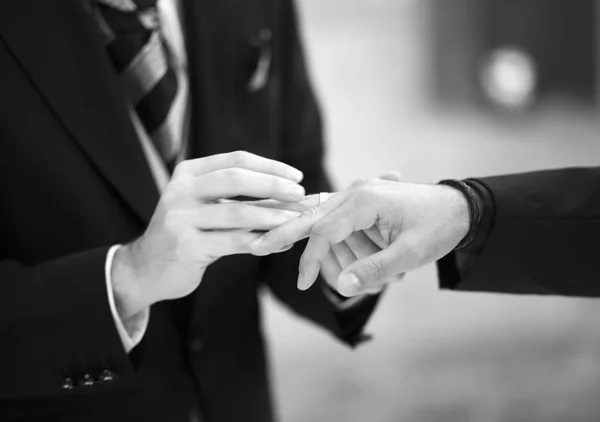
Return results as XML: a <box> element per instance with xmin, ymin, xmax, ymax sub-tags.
<box><xmin>1</xmin><ymin>247</ymin><xmax>138</xmax><ymax>399</ymax></box>
<box><xmin>438</xmin><ymin>179</ymin><xmax>496</xmax><ymax>290</ymax></box>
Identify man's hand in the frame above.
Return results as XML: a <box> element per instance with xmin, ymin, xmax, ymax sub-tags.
<box><xmin>318</xmin><ymin>229</ymin><xmax>402</xmax><ymax>297</ymax></box>
<box><xmin>111</xmin><ymin>151</ymin><xmax>306</xmax><ymax>320</ymax></box>
<box><xmin>251</xmin><ymin>176</ymin><xmax>470</xmax><ymax>296</ymax></box>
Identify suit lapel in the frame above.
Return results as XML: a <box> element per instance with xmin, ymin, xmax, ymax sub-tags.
<box><xmin>0</xmin><ymin>0</ymin><xmax>159</xmax><ymax>224</ymax></box>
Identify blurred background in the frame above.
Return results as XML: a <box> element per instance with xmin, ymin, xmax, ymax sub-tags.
<box><xmin>262</xmin><ymin>1</ymin><xmax>600</xmax><ymax>421</ymax></box>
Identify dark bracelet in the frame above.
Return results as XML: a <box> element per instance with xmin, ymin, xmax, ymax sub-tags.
<box><xmin>438</xmin><ymin>179</ymin><xmax>482</xmax><ymax>250</ymax></box>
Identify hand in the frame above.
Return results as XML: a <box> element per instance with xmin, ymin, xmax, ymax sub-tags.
<box><xmin>299</xmin><ymin>172</ymin><xmax>406</xmax><ymax>296</ymax></box>
<box><xmin>247</xmin><ymin>196</ymin><xmax>396</xmax><ymax>296</ymax></box>
<box><xmin>111</xmin><ymin>151</ymin><xmax>306</xmax><ymax>320</ymax></box>
<box><xmin>251</xmin><ymin>175</ymin><xmax>469</xmax><ymax>296</ymax></box>
<box><xmin>317</xmin><ymin>228</ymin><xmax>403</xmax><ymax>297</ymax></box>
<box><xmin>251</xmin><ymin>172</ymin><xmax>405</xmax><ymax>296</ymax></box>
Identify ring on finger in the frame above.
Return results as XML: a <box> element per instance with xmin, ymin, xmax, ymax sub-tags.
<box><xmin>318</xmin><ymin>192</ymin><xmax>329</xmax><ymax>205</ymax></box>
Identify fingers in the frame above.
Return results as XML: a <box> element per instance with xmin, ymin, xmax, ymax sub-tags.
<box><xmin>298</xmin><ymin>232</ymin><xmax>385</xmax><ymax>293</ymax></box>
<box><xmin>331</xmin><ymin>233</ymin><xmax>388</xmax><ymax>296</ymax></box>
<box><xmin>330</xmin><ymin>240</ymin><xmax>357</xmax><ymax>272</ymax></box>
<box><xmin>337</xmin><ymin>236</ymin><xmax>419</xmax><ymax>295</ymax></box>
<box><xmin>244</xmin><ymin>194</ymin><xmax>325</xmax><ymax>213</ymax></box>
<box><xmin>195</xmin><ymin>202</ymin><xmax>300</xmax><ymax>230</ymax></box>
<box><xmin>174</xmin><ymin>151</ymin><xmax>303</xmax><ymax>183</ymax></box>
<box><xmin>250</xmin><ymin>190</ymin><xmax>353</xmax><ymax>256</ymax></box>
<box><xmin>297</xmin><ymin>230</ymin><xmax>404</xmax><ymax>296</ymax></box>
<box><xmin>310</xmin><ymin>197</ymin><xmax>376</xmax><ymax>245</ymax></box>
<box><xmin>345</xmin><ymin>231</ymin><xmax>402</xmax><ymax>295</ymax></box>
<box><xmin>196</xmin><ymin>229</ymin><xmax>294</xmax><ymax>258</ymax></box>
<box><xmin>344</xmin><ymin>231</ymin><xmax>381</xmax><ymax>260</ymax></box>
<box><xmin>198</xmin><ymin>229</ymin><xmax>263</xmax><ymax>257</ymax></box>
<box><xmin>363</xmin><ymin>226</ymin><xmax>388</xmax><ymax>249</ymax></box>
<box><xmin>317</xmin><ymin>250</ymin><xmax>342</xmax><ymax>291</ymax></box>
<box><xmin>297</xmin><ymin>234</ymin><xmax>332</xmax><ymax>290</ymax></box>
<box><xmin>330</xmin><ymin>232</ymin><xmax>404</xmax><ymax>296</ymax></box>
<box><xmin>194</xmin><ymin>168</ymin><xmax>306</xmax><ymax>202</ymax></box>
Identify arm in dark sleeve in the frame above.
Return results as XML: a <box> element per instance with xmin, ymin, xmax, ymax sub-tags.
<box><xmin>260</xmin><ymin>0</ymin><xmax>379</xmax><ymax>347</ymax></box>
<box><xmin>437</xmin><ymin>166</ymin><xmax>600</xmax><ymax>297</ymax></box>
<box><xmin>0</xmin><ymin>248</ymin><xmax>137</xmax><ymax>399</ymax></box>
<box><xmin>438</xmin><ymin>179</ymin><xmax>495</xmax><ymax>289</ymax></box>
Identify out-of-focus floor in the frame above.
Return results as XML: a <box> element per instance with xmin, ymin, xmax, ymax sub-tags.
<box><xmin>262</xmin><ymin>1</ymin><xmax>600</xmax><ymax>422</ymax></box>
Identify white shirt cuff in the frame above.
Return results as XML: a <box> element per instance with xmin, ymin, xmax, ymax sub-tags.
<box><xmin>105</xmin><ymin>245</ymin><xmax>150</xmax><ymax>353</ymax></box>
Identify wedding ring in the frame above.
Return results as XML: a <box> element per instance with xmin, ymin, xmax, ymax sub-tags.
<box><xmin>318</xmin><ymin>192</ymin><xmax>329</xmax><ymax>205</ymax></box>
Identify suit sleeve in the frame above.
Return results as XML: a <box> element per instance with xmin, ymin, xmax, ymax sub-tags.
<box><xmin>0</xmin><ymin>247</ymin><xmax>138</xmax><ymax>399</ymax></box>
<box><xmin>259</xmin><ymin>0</ymin><xmax>380</xmax><ymax>347</ymax></box>
<box><xmin>437</xmin><ymin>167</ymin><xmax>600</xmax><ymax>297</ymax></box>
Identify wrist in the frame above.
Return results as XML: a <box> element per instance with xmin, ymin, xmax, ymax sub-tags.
<box><xmin>451</xmin><ymin>187</ymin><xmax>471</xmax><ymax>242</ymax></box>
<box><xmin>436</xmin><ymin>182</ymin><xmax>470</xmax><ymax>246</ymax></box>
<box><xmin>438</xmin><ymin>179</ymin><xmax>481</xmax><ymax>249</ymax></box>
<box><xmin>111</xmin><ymin>242</ymin><xmax>154</xmax><ymax>320</ymax></box>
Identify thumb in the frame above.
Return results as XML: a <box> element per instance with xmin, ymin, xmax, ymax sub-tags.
<box><xmin>335</xmin><ymin>240</ymin><xmax>412</xmax><ymax>296</ymax></box>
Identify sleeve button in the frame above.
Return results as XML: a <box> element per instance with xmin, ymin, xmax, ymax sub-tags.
<box><xmin>98</xmin><ymin>369</ymin><xmax>118</xmax><ymax>384</ymax></box>
<box><xmin>81</xmin><ymin>374</ymin><xmax>95</xmax><ymax>387</ymax></box>
<box><xmin>60</xmin><ymin>377</ymin><xmax>74</xmax><ymax>390</ymax></box>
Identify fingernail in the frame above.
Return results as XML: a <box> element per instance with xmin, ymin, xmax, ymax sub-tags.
<box><xmin>287</xmin><ymin>184</ymin><xmax>306</xmax><ymax>200</ymax></box>
<box><xmin>297</xmin><ymin>272</ymin><xmax>305</xmax><ymax>290</ymax></box>
<box><xmin>290</xmin><ymin>169</ymin><xmax>304</xmax><ymax>183</ymax></box>
<box><xmin>338</xmin><ymin>273</ymin><xmax>362</xmax><ymax>296</ymax></box>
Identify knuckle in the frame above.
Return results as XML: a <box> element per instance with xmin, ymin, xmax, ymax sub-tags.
<box><xmin>352</xmin><ymin>188</ymin><xmax>373</xmax><ymax>209</ymax></box>
<box><xmin>365</xmin><ymin>176</ymin><xmax>380</xmax><ymax>185</ymax></box>
<box><xmin>351</xmin><ymin>177</ymin><xmax>369</xmax><ymax>190</ymax></box>
<box><xmin>172</xmin><ymin>176</ymin><xmax>194</xmax><ymax>196</ymax></box>
<box><xmin>230</xmin><ymin>150</ymin><xmax>249</xmax><ymax>167</ymax></box>
<box><xmin>311</xmin><ymin>218</ymin><xmax>331</xmax><ymax>236</ymax></box>
<box><xmin>351</xmin><ymin>178</ymin><xmax>376</xmax><ymax>199</ymax></box>
<box><xmin>301</xmin><ymin>206</ymin><xmax>320</xmax><ymax>221</ymax></box>
<box><xmin>173</xmin><ymin>160</ymin><xmax>191</xmax><ymax>177</ymax></box>
<box><xmin>364</xmin><ymin>258</ymin><xmax>387</xmax><ymax>280</ymax></box>
<box><xmin>225</xmin><ymin>167</ymin><xmax>245</xmax><ymax>184</ymax></box>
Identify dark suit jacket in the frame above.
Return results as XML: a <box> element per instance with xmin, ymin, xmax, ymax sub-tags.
<box><xmin>438</xmin><ymin>167</ymin><xmax>600</xmax><ymax>297</ymax></box>
<box><xmin>0</xmin><ymin>1</ymin><xmax>377</xmax><ymax>421</ymax></box>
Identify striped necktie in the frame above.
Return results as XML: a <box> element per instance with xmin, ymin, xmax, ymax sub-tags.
<box><xmin>93</xmin><ymin>0</ymin><xmax>182</xmax><ymax>168</ymax></box>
